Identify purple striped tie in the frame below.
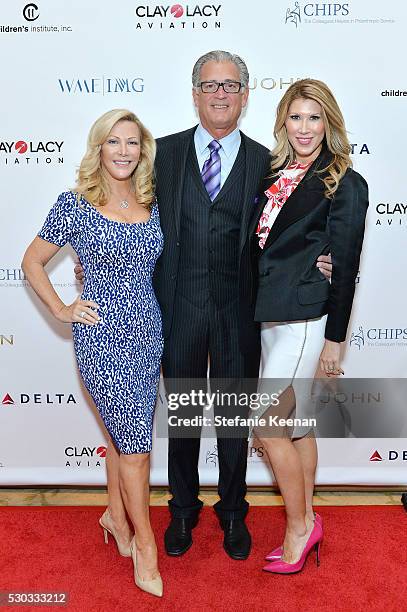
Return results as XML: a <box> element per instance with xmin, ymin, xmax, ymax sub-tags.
<box><xmin>201</xmin><ymin>140</ymin><xmax>221</xmax><ymax>201</ymax></box>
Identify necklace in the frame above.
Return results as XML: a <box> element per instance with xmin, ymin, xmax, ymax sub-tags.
<box><xmin>113</xmin><ymin>184</ymin><xmax>132</xmax><ymax>209</ymax></box>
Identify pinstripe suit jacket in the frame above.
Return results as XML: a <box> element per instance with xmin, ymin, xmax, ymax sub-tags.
<box><xmin>153</xmin><ymin>126</ymin><xmax>270</xmax><ymax>355</ymax></box>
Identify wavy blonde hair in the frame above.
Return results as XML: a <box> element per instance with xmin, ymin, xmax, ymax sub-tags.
<box><xmin>271</xmin><ymin>79</ymin><xmax>352</xmax><ymax>198</ymax></box>
<box><xmin>74</xmin><ymin>109</ymin><xmax>155</xmax><ymax>208</ymax></box>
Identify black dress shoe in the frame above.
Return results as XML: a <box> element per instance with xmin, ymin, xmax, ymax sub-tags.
<box><xmin>220</xmin><ymin>519</ymin><xmax>251</xmax><ymax>560</ymax></box>
<box><xmin>164</xmin><ymin>516</ymin><xmax>198</xmax><ymax>556</ymax></box>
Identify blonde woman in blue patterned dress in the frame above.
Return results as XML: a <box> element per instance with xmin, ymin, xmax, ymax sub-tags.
<box><xmin>22</xmin><ymin>109</ymin><xmax>164</xmax><ymax>597</ymax></box>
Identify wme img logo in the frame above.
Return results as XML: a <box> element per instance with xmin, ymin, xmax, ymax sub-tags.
<box><xmin>58</xmin><ymin>77</ymin><xmax>144</xmax><ymax>95</ymax></box>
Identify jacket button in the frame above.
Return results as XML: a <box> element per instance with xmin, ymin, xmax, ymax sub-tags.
<box><xmin>170</xmin><ymin>274</ymin><xmax>176</xmax><ymax>280</ymax></box>
<box><xmin>176</xmin><ymin>242</ymin><xmax>180</xmax><ymax>247</ymax></box>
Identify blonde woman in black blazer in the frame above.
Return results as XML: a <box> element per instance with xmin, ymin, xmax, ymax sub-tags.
<box><xmin>251</xmin><ymin>79</ymin><xmax>368</xmax><ymax>574</ymax></box>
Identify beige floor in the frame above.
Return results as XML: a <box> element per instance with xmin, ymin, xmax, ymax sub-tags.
<box><xmin>0</xmin><ymin>487</ymin><xmax>403</xmax><ymax>506</ymax></box>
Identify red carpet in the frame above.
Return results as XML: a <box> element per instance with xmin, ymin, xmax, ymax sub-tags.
<box><xmin>1</xmin><ymin>506</ymin><xmax>405</xmax><ymax>611</ymax></box>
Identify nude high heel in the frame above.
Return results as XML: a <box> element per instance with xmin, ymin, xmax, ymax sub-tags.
<box><xmin>99</xmin><ymin>509</ymin><xmax>132</xmax><ymax>557</ymax></box>
<box><xmin>130</xmin><ymin>537</ymin><xmax>163</xmax><ymax>598</ymax></box>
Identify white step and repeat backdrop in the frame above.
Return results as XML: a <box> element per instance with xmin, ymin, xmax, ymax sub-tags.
<box><xmin>0</xmin><ymin>0</ymin><xmax>406</xmax><ymax>486</ymax></box>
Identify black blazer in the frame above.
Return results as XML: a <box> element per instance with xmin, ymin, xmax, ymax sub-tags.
<box><xmin>250</xmin><ymin>149</ymin><xmax>368</xmax><ymax>343</ymax></box>
<box><xmin>153</xmin><ymin>126</ymin><xmax>270</xmax><ymax>354</ymax></box>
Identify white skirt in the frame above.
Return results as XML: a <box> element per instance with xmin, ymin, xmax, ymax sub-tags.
<box><xmin>253</xmin><ymin>315</ymin><xmax>327</xmax><ymax>439</ymax></box>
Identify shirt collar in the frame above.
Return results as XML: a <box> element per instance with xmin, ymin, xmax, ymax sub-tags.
<box><xmin>195</xmin><ymin>123</ymin><xmax>241</xmax><ymax>158</ymax></box>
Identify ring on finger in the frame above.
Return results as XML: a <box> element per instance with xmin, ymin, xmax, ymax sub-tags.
<box><xmin>80</xmin><ymin>311</ymin><xmax>86</xmax><ymax>318</ymax></box>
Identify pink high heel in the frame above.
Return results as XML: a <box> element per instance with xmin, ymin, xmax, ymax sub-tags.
<box><xmin>265</xmin><ymin>513</ymin><xmax>323</xmax><ymax>561</ymax></box>
<box><xmin>263</xmin><ymin>520</ymin><xmax>323</xmax><ymax>574</ymax></box>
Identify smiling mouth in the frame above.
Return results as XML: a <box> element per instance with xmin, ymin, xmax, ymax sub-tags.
<box><xmin>296</xmin><ymin>137</ymin><xmax>313</xmax><ymax>145</ymax></box>
<box><xmin>212</xmin><ymin>104</ymin><xmax>229</xmax><ymax>109</ymax></box>
<box><xmin>113</xmin><ymin>160</ymin><xmax>132</xmax><ymax>165</ymax></box>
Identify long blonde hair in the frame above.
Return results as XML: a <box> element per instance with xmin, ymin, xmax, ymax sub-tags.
<box><xmin>74</xmin><ymin>109</ymin><xmax>156</xmax><ymax>208</ymax></box>
<box><xmin>271</xmin><ymin>79</ymin><xmax>352</xmax><ymax>198</ymax></box>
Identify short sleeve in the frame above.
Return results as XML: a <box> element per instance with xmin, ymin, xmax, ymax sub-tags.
<box><xmin>38</xmin><ymin>191</ymin><xmax>77</xmax><ymax>247</ymax></box>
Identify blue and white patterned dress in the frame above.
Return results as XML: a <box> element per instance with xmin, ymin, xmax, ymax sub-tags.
<box><xmin>39</xmin><ymin>191</ymin><xmax>164</xmax><ymax>454</ymax></box>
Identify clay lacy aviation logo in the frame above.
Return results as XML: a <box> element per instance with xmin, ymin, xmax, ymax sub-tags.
<box><xmin>2</xmin><ymin>392</ymin><xmax>76</xmax><ymax>405</ymax></box>
<box><xmin>0</xmin><ymin>140</ymin><xmax>64</xmax><ymax>167</ymax></box>
<box><xmin>64</xmin><ymin>445</ymin><xmax>107</xmax><ymax>467</ymax></box>
<box><xmin>350</xmin><ymin>326</ymin><xmax>407</xmax><ymax>349</ymax></box>
<box><xmin>134</xmin><ymin>4</ymin><xmax>222</xmax><ymax>30</ymax></box>
<box><xmin>375</xmin><ymin>202</ymin><xmax>407</xmax><ymax>229</ymax></box>
<box><xmin>370</xmin><ymin>449</ymin><xmax>407</xmax><ymax>462</ymax></box>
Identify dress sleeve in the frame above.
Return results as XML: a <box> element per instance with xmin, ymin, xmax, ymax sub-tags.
<box><xmin>38</xmin><ymin>191</ymin><xmax>77</xmax><ymax>247</ymax></box>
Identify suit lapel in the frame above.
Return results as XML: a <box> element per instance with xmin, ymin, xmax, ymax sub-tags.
<box><xmin>239</xmin><ymin>134</ymin><xmax>270</xmax><ymax>255</ymax></box>
<box><xmin>172</xmin><ymin>127</ymin><xmax>197</xmax><ymax>238</ymax></box>
<box><xmin>261</xmin><ymin>149</ymin><xmax>331</xmax><ymax>250</ymax></box>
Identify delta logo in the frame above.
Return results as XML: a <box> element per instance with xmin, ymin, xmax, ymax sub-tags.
<box><xmin>2</xmin><ymin>392</ymin><xmax>76</xmax><ymax>405</ymax></box>
<box><xmin>64</xmin><ymin>445</ymin><xmax>107</xmax><ymax>467</ymax></box>
<box><xmin>0</xmin><ymin>139</ymin><xmax>64</xmax><ymax>167</ymax></box>
<box><xmin>134</xmin><ymin>3</ymin><xmax>222</xmax><ymax>29</ymax></box>
<box><xmin>370</xmin><ymin>449</ymin><xmax>407</xmax><ymax>462</ymax></box>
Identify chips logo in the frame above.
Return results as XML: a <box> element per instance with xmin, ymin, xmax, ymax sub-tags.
<box><xmin>350</xmin><ymin>326</ymin><xmax>407</xmax><ymax>349</ymax></box>
<box><xmin>205</xmin><ymin>444</ymin><xmax>218</xmax><ymax>466</ymax></box>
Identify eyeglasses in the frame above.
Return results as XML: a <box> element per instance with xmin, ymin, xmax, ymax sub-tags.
<box><xmin>198</xmin><ymin>81</ymin><xmax>243</xmax><ymax>94</ymax></box>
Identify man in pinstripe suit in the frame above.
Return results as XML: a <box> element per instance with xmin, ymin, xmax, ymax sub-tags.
<box><xmin>154</xmin><ymin>50</ymin><xmax>270</xmax><ymax>560</ymax></box>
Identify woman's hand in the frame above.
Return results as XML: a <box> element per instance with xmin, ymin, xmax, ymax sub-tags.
<box><xmin>319</xmin><ymin>339</ymin><xmax>344</xmax><ymax>376</ymax></box>
<box><xmin>55</xmin><ymin>297</ymin><xmax>100</xmax><ymax>326</ymax></box>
